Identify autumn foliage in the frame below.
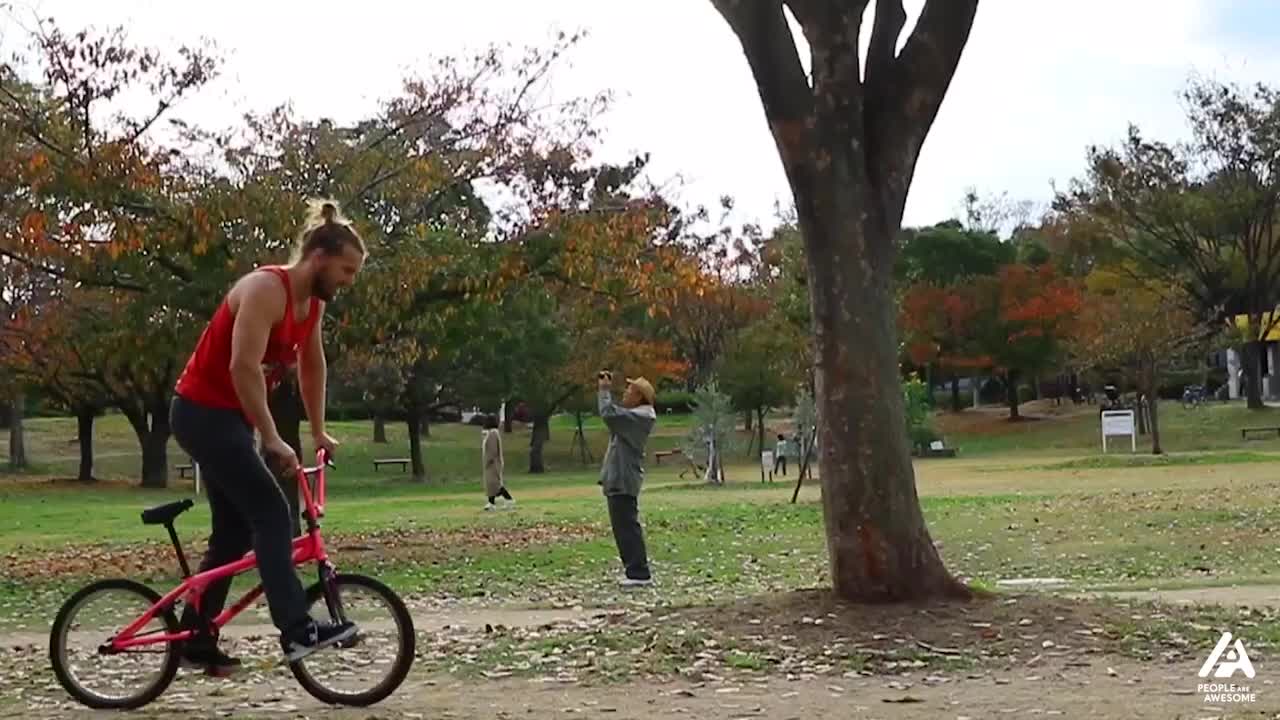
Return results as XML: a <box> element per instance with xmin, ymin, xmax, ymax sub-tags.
<box><xmin>900</xmin><ymin>263</ymin><xmax>1081</xmax><ymax>419</ymax></box>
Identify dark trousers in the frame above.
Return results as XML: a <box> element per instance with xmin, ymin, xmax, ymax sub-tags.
<box><xmin>489</xmin><ymin>487</ymin><xmax>513</xmax><ymax>504</ymax></box>
<box><xmin>773</xmin><ymin>455</ymin><xmax>787</xmax><ymax>476</ymax></box>
<box><xmin>170</xmin><ymin>396</ymin><xmax>309</xmax><ymax>634</ymax></box>
<box><xmin>606</xmin><ymin>493</ymin><xmax>650</xmax><ymax>580</ymax></box>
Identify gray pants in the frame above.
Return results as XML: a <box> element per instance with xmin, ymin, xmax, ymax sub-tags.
<box><xmin>170</xmin><ymin>396</ymin><xmax>308</xmax><ymax>634</ymax></box>
<box><xmin>606</xmin><ymin>493</ymin><xmax>650</xmax><ymax>580</ymax></box>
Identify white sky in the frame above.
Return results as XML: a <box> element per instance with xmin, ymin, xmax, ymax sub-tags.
<box><xmin>7</xmin><ymin>0</ymin><xmax>1279</xmax><ymax>233</ymax></box>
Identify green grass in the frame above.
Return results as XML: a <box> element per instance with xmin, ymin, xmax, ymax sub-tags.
<box><xmin>3</xmin><ymin>410</ymin><xmax>1280</xmax><ymax>635</ymax></box>
<box><xmin>0</xmin><ymin>412</ymin><xmax>702</xmax><ymax>485</ymax></box>
<box><xmin>1026</xmin><ymin>451</ymin><xmax>1279</xmax><ymax>471</ymax></box>
<box><xmin>940</xmin><ymin>401</ymin><xmax>1280</xmax><ymax>457</ymax></box>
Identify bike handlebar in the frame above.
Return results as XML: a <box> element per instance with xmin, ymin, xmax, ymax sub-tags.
<box><xmin>298</xmin><ymin>448</ymin><xmax>334</xmax><ymax>520</ymax></box>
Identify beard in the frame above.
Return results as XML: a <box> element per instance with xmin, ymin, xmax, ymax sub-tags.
<box><xmin>312</xmin><ymin>277</ymin><xmax>338</xmax><ymax>302</ymax></box>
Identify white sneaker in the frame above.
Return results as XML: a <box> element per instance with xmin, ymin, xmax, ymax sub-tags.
<box><xmin>501</xmin><ymin>498</ymin><xmax>516</xmax><ymax>510</ymax></box>
<box><xmin>619</xmin><ymin>577</ymin><xmax>653</xmax><ymax>588</ymax></box>
<box><xmin>483</xmin><ymin>502</ymin><xmax>496</xmax><ymax>512</ymax></box>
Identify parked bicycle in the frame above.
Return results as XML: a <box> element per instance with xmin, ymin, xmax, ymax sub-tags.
<box><xmin>49</xmin><ymin>450</ymin><xmax>415</xmax><ymax>709</ymax></box>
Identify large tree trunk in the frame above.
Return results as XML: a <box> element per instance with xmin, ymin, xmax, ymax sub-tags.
<box><xmin>269</xmin><ymin>377</ymin><xmax>304</xmax><ymax>460</ymax></box>
<box><xmin>949</xmin><ymin>374</ymin><xmax>961</xmax><ymax>413</ymax></box>
<box><xmin>406</xmin><ymin>413</ymin><xmax>427</xmax><ymax>482</ymax></box>
<box><xmin>1141</xmin><ymin>361</ymin><xmax>1163</xmax><ymax>455</ymax></box>
<box><xmin>7</xmin><ymin>392</ymin><xmax>26</xmax><ymax>471</ymax></box>
<box><xmin>76</xmin><ymin>407</ymin><xmax>97</xmax><ymax>482</ymax></box>
<box><xmin>419</xmin><ymin>414</ymin><xmax>430</xmax><ymax>438</ymax></box>
<box><xmin>529</xmin><ymin>413</ymin><xmax>550</xmax><ymax>474</ymax></box>
<box><xmin>757</xmin><ymin>406</ymin><xmax>768</xmax><ymax>482</ymax></box>
<box><xmin>1005</xmin><ymin>370</ymin><xmax>1021</xmax><ymax>421</ymax></box>
<box><xmin>573</xmin><ymin>410</ymin><xmax>591</xmax><ymax>464</ymax></box>
<box><xmin>1148</xmin><ymin>392</ymin><xmax>1162</xmax><ymax>455</ymax></box>
<box><xmin>127</xmin><ymin>401</ymin><xmax>171</xmax><ymax>489</ymax></box>
<box><xmin>503</xmin><ymin>399</ymin><xmax>514</xmax><ymax>434</ymax></box>
<box><xmin>712</xmin><ymin>0</ymin><xmax>978</xmax><ymax>602</ymax></box>
<box><xmin>804</xmin><ymin>205</ymin><xmax>967</xmax><ymax>600</ymax></box>
<box><xmin>1244</xmin><ymin>339</ymin><xmax>1265</xmax><ymax>410</ymax></box>
<box><xmin>268</xmin><ymin>379</ymin><xmax>302</xmax><ymax>534</ymax></box>
<box><xmin>373</xmin><ymin>415</ymin><xmax>388</xmax><ymax>443</ymax></box>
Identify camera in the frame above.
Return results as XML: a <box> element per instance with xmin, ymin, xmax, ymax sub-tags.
<box><xmin>598</xmin><ymin>370</ymin><xmax>613</xmax><ymax>381</ymax></box>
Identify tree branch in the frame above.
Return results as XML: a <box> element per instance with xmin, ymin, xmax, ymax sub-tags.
<box><xmin>866</xmin><ymin>0</ymin><xmax>906</xmax><ymax>91</ymax></box>
<box><xmin>0</xmin><ymin>247</ymin><xmax>149</xmax><ymax>293</ymax></box>
<box><xmin>711</xmin><ymin>0</ymin><xmax>815</xmax><ymax>185</ymax></box>
<box><xmin>895</xmin><ymin>0</ymin><xmax>980</xmax><ymax>122</ymax></box>
<box><xmin>154</xmin><ymin>254</ymin><xmax>194</xmax><ymax>283</ymax></box>
<box><xmin>866</xmin><ymin>0</ymin><xmax>978</xmax><ymax>227</ymax></box>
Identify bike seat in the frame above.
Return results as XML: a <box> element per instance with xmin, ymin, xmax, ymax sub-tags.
<box><xmin>141</xmin><ymin>499</ymin><xmax>194</xmax><ymax>526</ymax></box>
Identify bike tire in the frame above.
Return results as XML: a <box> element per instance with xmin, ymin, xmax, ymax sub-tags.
<box><xmin>291</xmin><ymin>573</ymin><xmax>416</xmax><ymax>706</ymax></box>
<box><xmin>49</xmin><ymin>578</ymin><xmax>180</xmax><ymax>710</ymax></box>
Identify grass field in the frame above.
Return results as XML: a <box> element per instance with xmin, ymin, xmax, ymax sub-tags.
<box><xmin>1</xmin><ymin>398</ymin><xmax>1279</xmax><ymax>634</ymax></box>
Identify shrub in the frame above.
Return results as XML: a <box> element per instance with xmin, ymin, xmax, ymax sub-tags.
<box><xmin>656</xmin><ymin>390</ymin><xmax>695</xmax><ymax>414</ymax></box>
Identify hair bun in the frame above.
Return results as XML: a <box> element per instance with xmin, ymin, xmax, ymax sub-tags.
<box><xmin>320</xmin><ymin>202</ymin><xmax>338</xmax><ymax>223</ymax></box>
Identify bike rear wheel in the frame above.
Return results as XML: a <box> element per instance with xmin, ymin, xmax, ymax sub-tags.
<box><xmin>290</xmin><ymin>573</ymin><xmax>415</xmax><ymax>706</ymax></box>
<box><xmin>49</xmin><ymin>578</ymin><xmax>180</xmax><ymax>710</ymax></box>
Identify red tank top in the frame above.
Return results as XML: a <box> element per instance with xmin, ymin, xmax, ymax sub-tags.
<box><xmin>175</xmin><ymin>266</ymin><xmax>322</xmax><ymax>413</ymax></box>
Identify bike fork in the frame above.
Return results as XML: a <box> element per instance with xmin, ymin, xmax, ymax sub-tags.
<box><xmin>318</xmin><ymin>561</ymin><xmax>346</xmax><ymax>625</ymax></box>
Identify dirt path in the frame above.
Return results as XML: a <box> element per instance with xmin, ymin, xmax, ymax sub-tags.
<box><xmin>10</xmin><ymin>591</ymin><xmax>1280</xmax><ymax>719</ymax></box>
<box><xmin>1</xmin><ymin>605</ymin><xmax>600</xmax><ymax>648</ymax></box>
<box><xmin>304</xmin><ymin>659</ymin><xmax>1280</xmax><ymax>719</ymax></box>
<box><xmin>1074</xmin><ymin>584</ymin><xmax>1280</xmax><ymax>609</ymax></box>
<box><xmin>11</xmin><ymin>657</ymin><xmax>1275</xmax><ymax>719</ymax></box>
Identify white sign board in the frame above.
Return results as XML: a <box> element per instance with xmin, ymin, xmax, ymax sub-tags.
<box><xmin>761</xmin><ymin>451</ymin><xmax>774</xmax><ymax>470</ymax></box>
<box><xmin>1100</xmin><ymin>410</ymin><xmax>1136</xmax><ymax>453</ymax></box>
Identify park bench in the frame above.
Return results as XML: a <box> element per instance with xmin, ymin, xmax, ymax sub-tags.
<box><xmin>654</xmin><ymin>448</ymin><xmax>683</xmax><ymax>464</ymax></box>
<box><xmin>1240</xmin><ymin>426</ymin><xmax>1280</xmax><ymax>441</ymax></box>
<box><xmin>176</xmin><ymin>464</ymin><xmax>195</xmax><ymax>479</ymax></box>
<box><xmin>373</xmin><ymin>458</ymin><xmax>411</xmax><ymax>472</ymax></box>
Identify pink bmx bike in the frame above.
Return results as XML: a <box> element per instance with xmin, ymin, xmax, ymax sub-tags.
<box><xmin>48</xmin><ymin>450</ymin><xmax>415</xmax><ymax>709</ymax></box>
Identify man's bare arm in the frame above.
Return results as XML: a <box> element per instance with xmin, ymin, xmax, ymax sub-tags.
<box><xmin>229</xmin><ymin>275</ymin><xmax>286</xmax><ymax>443</ymax></box>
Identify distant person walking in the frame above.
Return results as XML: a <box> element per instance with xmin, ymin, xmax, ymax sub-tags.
<box><xmin>482</xmin><ymin>414</ymin><xmax>513</xmax><ymax>511</ymax></box>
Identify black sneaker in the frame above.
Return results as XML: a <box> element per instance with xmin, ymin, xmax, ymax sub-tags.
<box><xmin>280</xmin><ymin>618</ymin><xmax>358</xmax><ymax>662</ymax></box>
<box><xmin>180</xmin><ymin>637</ymin><xmax>242</xmax><ymax>677</ymax></box>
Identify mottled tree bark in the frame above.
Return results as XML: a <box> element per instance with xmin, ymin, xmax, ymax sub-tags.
<box><xmin>7</xmin><ymin>393</ymin><xmax>26</xmax><ymax>471</ymax></box>
<box><xmin>713</xmin><ymin>0</ymin><xmax>979</xmax><ymax>601</ymax></box>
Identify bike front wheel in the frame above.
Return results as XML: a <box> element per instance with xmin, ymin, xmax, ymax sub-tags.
<box><xmin>290</xmin><ymin>573</ymin><xmax>416</xmax><ymax>706</ymax></box>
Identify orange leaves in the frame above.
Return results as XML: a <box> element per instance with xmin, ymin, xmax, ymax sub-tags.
<box><xmin>997</xmin><ymin>264</ymin><xmax>1081</xmax><ymax>327</ymax></box>
<box><xmin>899</xmin><ymin>281</ymin><xmax>980</xmax><ymax>371</ymax></box>
<box><xmin>27</xmin><ymin>152</ymin><xmax>47</xmax><ymax>173</ymax></box>
<box><xmin>901</xmin><ymin>263</ymin><xmax>1082</xmax><ymax>376</ymax></box>
<box><xmin>19</xmin><ymin>212</ymin><xmax>47</xmax><ymax>245</ymax></box>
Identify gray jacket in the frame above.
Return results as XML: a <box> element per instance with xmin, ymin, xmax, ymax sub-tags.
<box><xmin>598</xmin><ymin>389</ymin><xmax>656</xmax><ymax>496</ymax></box>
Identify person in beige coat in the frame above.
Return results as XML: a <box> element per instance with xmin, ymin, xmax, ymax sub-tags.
<box><xmin>482</xmin><ymin>414</ymin><xmax>513</xmax><ymax>511</ymax></box>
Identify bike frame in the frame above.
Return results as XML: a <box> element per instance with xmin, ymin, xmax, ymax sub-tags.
<box><xmin>104</xmin><ymin>450</ymin><xmax>336</xmax><ymax>653</ymax></box>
